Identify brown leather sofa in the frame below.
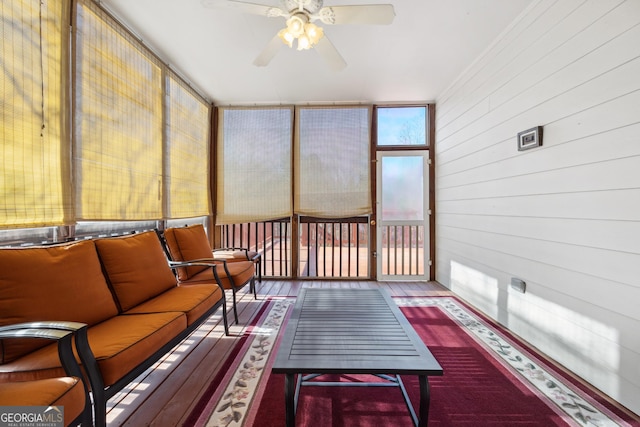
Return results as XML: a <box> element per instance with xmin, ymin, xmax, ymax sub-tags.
<box><xmin>0</xmin><ymin>230</ymin><xmax>228</xmax><ymax>427</ymax></box>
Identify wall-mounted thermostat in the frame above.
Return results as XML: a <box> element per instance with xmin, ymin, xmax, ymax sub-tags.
<box><xmin>510</xmin><ymin>277</ymin><xmax>526</xmax><ymax>293</ymax></box>
<box><xmin>517</xmin><ymin>126</ymin><xmax>543</xmax><ymax>151</ymax></box>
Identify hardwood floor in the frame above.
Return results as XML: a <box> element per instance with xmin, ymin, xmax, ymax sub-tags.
<box><xmin>107</xmin><ymin>280</ymin><xmax>450</xmax><ymax>426</ymax></box>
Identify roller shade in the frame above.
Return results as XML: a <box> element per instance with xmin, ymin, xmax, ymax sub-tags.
<box><xmin>216</xmin><ymin>107</ymin><xmax>293</xmax><ymax>224</ymax></box>
<box><xmin>165</xmin><ymin>72</ymin><xmax>212</xmax><ymax>219</ymax></box>
<box><xmin>0</xmin><ymin>0</ymin><xmax>72</xmax><ymax>228</ymax></box>
<box><xmin>74</xmin><ymin>0</ymin><xmax>163</xmax><ymax>220</ymax></box>
<box><xmin>294</xmin><ymin>106</ymin><xmax>372</xmax><ymax>218</ymax></box>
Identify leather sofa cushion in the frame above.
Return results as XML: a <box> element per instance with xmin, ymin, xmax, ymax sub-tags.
<box><xmin>0</xmin><ymin>376</ymin><xmax>86</xmax><ymax>426</ymax></box>
<box><xmin>0</xmin><ymin>240</ymin><xmax>118</xmax><ymax>363</ymax></box>
<box><xmin>163</xmin><ymin>225</ymin><xmax>213</xmax><ymax>280</ymax></box>
<box><xmin>95</xmin><ymin>231</ymin><xmax>178</xmax><ymax>311</ymax></box>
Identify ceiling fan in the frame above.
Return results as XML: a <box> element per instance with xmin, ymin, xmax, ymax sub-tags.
<box><xmin>201</xmin><ymin>0</ymin><xmax>395</xmax><ymax>70</ymax></box>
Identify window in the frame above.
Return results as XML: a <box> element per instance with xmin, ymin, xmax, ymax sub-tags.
<box><xmin>216</xmin><ymin>107</ymin><xmax>293</xmax><ymax>224</ymax></box>
<box><xmin>1</xmin><ymin>0</ymin><xmax>72</xmax><ymax>229</ymax></box>
<box><xmin>376</xmin><ymin>106</ymin><xmax>427</xmax><ymax>147</ymax></box>
<box><xmin>295</xmin><ymin>106</ymin><xmax>372</xmax><ymax>217</ymax></box>
<box><xmin>74</xmin><ymin>0</ymin><xmax>164</xmax><ymax>221</ymax></box>
<box><xmin>165</xmin><ymin>72</ymin><xmax>211</xmax><ymax>219</ymax></box>
<box><xmin>1</xmin><ymin>1</ymin><xmax>212</xmax><ymax>245</ymax></box>
<box><xmin>381</xmin><ymin>155</ymin><xmax>424</xmax><ymax>221</ymax></box>
<box><xmin>74</xmin><ymin>221</ymin><xmax>157</xmax><ymax>239</ymax></box>
<box><xmin>74</xmin><ymin>0</ymin><xmax>211</xmax><ymax>222</ymax></box>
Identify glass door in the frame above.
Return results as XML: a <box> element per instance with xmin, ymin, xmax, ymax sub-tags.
<box><xmin>376</xmin><ymin>151</ymin><xmax>429</xmax><ymax>280</ymax></box>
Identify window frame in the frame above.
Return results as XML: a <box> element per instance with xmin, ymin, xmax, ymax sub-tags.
<box><xmin>374</xmin><ymin>105</ymin><xmax>430</xmax><ymax>150</ymax></box>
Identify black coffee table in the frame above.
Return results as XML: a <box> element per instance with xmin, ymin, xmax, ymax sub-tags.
<box><xmin>272</xmin><ymin>288</ymin><xmax>443</xmax><ymax>426</ymax></box>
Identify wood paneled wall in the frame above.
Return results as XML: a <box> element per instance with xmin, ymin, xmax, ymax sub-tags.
<box><xmin>434</xmin><ymin>0</ymin><xmax>640</xmax><ymax>414</ymax></box>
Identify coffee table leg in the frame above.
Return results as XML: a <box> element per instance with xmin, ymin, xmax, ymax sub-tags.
<box><xmin>285</xmin><ymin>373</ymin><xmax>295</xmax><ymax>427</ymax></box>
<box><xmin>418</xmin><ymin>375</ymin><xmax>430</xmax><ymax>427</ymax></box>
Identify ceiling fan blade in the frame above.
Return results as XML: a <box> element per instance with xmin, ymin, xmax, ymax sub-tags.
<box><xmin>314</xmin><ymin>36</ymin><xmax>347</xmax><ymax>71</ymax></box>
<box><xmin>317</xmin><ymin>4</ymin><xmax>395</xmax><ymax>25</ymax></box>
<box><xmin>201</xmin><ymin>0</ymin><xmax>286</xmax><ymax>18</ymax></box>
<box><xmin>253</xmin><ymin>34</ymin><xmax>284</xmax><ymax>67</ymax></box>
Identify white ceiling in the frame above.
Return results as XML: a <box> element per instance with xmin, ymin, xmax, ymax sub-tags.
<box><xmin>99</xmin><ymin>0</ymin><xmax>533</xmax><ymax>105</ymax></box>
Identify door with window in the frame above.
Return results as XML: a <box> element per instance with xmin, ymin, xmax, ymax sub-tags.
<box><xmin>374</xmin><ymin>104</ymin><xmax>430</xmax><ymax>280</ymax></box>
<box><xmin>376</xmin><ymin>151</ymin><xmax>429</xmax><ymax>280</ymax></box>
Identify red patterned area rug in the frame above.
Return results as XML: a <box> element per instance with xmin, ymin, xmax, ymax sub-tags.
<box><xmin>185</xmin><ymin>297</ymin><xmax>638</xmax><ymax>427</ymax></box>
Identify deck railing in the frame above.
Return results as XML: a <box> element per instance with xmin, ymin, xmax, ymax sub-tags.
<box><xmin>220</xmin><ymin>216</ymin><xmax>370</xmax><ymax>279</ymax></box>
<box><xmin>221</xmin><ymin>218</ymin><xmax>422</xmax><ymax>279</ymax></box>
<box><xmin>220</xmin><ymin>218</ymin><xmax>292</xmax><ymax>278</ymax></box>
<box><xmin>298</xmin><ymin>216</ymin><xmax>369</xmax><ymax>278</ymax></box>
<box><xmin>379</xmin><ymin>224</ymin><xmax>425</xmax><ymax>276</ymax></box>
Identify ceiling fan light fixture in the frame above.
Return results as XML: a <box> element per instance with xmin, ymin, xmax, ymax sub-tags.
<box><xmin>304</xmin><ymin>22</ymin><xmax>324</xmax><ymax>45</ymax></box>
<box><xmin>205</xmin><ymin>0</ymin><xmax>395</xmax><ymax>69</ymax></box>
<box><xmin>278</xmin><ymin>28</ymin><xmax>295</xmax><ymax>47</ymax></box>
<box><xmin>297</xmin><ymin>34</ymin><xmax>311</xmax><ymax>50</ymax></box>
<box><xmin>286</xmin><ymin>15</ymin><xmax>306</xmax><ymax>37</ymax></box>
<box><xmin>279</xmin><ymin>14</ymin><xmax>324</xmax><ymax>50</ymax></box>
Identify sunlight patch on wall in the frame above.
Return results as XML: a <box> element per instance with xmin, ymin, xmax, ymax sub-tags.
<box><xmin>450</xmin><ymin>260</ymin><xmax>499</xmax><ymax>318</ymax></box>
<box><xmin>508</xmin><ymin>291</ymin><xmax>620</xmax><ymax>395</ymax></box>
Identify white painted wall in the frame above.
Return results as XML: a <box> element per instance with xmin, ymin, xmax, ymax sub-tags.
<box><xmin>434</xmin><ymin>0</ymin><xmax>640</xmax><ymax>414</ymax></box>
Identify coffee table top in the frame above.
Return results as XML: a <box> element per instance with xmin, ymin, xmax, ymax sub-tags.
<box><xmin>272</xmin><ymin>288</ymin><xmax>442</xmax><ymax>375</ymax></box>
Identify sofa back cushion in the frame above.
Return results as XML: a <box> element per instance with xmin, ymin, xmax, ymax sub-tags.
<box><xmin>94</xmin><ymin>231</ymin><xmax>177</xmax><ymax>311</ymax></box>
<box><xmin>0</xmin><ymin>240</ymin><xmax>118</xmax><ymax>363</ymax></box>
<box><xmin>163</xmin><ymin>225</ymin><xmax>213</xmax><ymax>281</ymax></box>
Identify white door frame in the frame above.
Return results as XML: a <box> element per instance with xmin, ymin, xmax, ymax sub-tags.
<box><xmin>376</xmin><ymin>150</ymin><xmax>430</xmax><ymax>281</ymax></box>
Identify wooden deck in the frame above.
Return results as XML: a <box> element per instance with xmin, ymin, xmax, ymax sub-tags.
<box><xmin>107</xmin><ymin>280</ymin><xmax>450</xmax><ymax>426</ymax></box>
